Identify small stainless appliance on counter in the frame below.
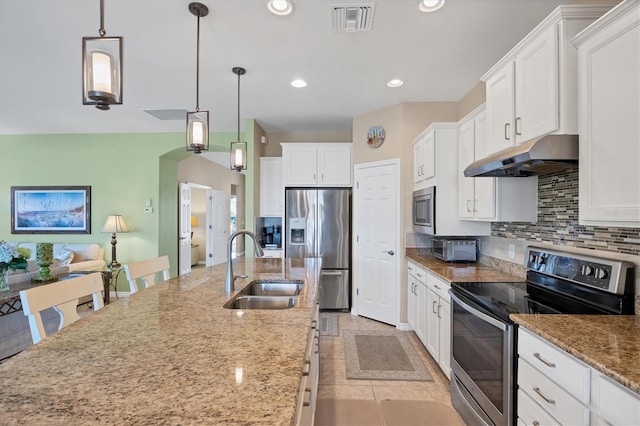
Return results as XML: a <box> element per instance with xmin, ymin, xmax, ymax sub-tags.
<box><xmin>432</xmin><ymin>238</ymin><xmax>477</xmax><ymax>262</ymax></box>
<box><xmin>285</xmin><ymin>188</ymin><xmax>351</xmax><ymax>311</ymax></box>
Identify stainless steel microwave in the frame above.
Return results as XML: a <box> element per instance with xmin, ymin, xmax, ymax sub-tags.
<box><xmin>413</xmin><ymin>186</ymin><xmax>435</xmax><ymax>234</ymax></box>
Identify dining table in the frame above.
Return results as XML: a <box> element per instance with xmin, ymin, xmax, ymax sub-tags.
<box><xmin>0</xmin><ymin>257</ymin><xmax>321</xmax><ymax>425</ymax></box>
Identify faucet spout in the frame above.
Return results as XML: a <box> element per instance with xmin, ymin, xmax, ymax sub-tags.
<box><xmin>225</xmin><ymin>230</ymin><xmax>265</xmax><ymax>293</ymax></box>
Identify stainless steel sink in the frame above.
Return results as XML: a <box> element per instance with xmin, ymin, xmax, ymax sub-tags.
<box><xmin>239</xmin><ymin>280</ymin><xmax>304</xmax><ymax>297</ymax></box>
<box><xmin>224</xmin><ymin>295</ymin><xmax>297</xmax><ymax>310</ymax></box>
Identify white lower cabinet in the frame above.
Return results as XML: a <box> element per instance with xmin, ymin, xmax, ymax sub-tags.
<box><xmin>407</xmin><ymin>261</ymin><xmax>427</xmax><ymax>345</ymax></box>
<box><xmin>425</xmin><ymin>273</ymin><xmax>451</xmax><ymax>380</ymax></box>
<box><xmin>295</xmin><ymin>305</ymin><xmax>319</xmax><ymax>426</ymax></box>
<box><xmin>407</xmin><ymin>261</ymin><xmax>451</xmax><ymax>379</ymax></box>
<box><xmin>261</xmin><ymin>249</ymin><xmax>283</xmax><ymax>258</ymax></box>
<box><xmin>591</xmin><ymin>371</ymin><xmax>640</xmax><ymax>426</ymax></box>
<box><xmin>518</xmin><ymin>327</ymin><xmax>640</xmax><ymax>426</ymax></box>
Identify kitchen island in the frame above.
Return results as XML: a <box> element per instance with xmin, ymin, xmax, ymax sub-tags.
<box><xmin>0</xmin><ymin>257</ymin><xmax>321</xmax><ymax>425</ymax></box>
<box><xmin>512</xmin><ymin>314</ymin><xmax>640</xmax><ymax>394</ymax></box>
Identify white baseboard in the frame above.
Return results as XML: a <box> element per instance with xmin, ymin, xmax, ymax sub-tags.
<box><xmin>396</xmin><ymin>322</ymin><xmax>412</xmax><ymax>331</ymax></box>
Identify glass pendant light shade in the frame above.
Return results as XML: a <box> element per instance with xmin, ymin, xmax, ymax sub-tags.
<box><xmin>82</xmin><ymin>0</ymin><xmax>123</xmax><ymax>110</ymax></box>
<box><xmin>230</xmin><ymin>66</ymin><xmax>247</xmax><ymax>172</ymax></box>
<box><xmin>186</xmin><ymin>110</ymin><xmax>209</xmax><ymax>154</ymax></box>
<box><xmin>230</xmin><ymin>140</ymin><xmax>247</xmax><ymax>172</ymax></box>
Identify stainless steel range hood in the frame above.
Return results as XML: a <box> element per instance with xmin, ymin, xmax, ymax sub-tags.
<box><xmin>464</xmin><ymin>135</ymin><xmax>578</xmax><ymax>177</ymax></box>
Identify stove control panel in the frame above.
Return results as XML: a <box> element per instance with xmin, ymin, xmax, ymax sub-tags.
<box><xmin>525</xmin><ymin>247</ymin><xmax>633</xmax><ymax>295</ymax></box>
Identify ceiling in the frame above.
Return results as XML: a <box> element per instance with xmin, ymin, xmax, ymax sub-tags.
<box><xmin>0</xmin><ymin>0</ymin><xmax>573</xmax><ymax>136</ymax></box>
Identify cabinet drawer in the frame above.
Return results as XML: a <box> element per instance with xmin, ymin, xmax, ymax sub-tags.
<box><xmin>414</xmin><ymin>265</ymin><xmax>427</xmax><ymax>285</ymax></box>
<box><xmin>518</xmin><ymin>388</ymin><xmax>562</xmax><ymax>426</ymax></box>
<box><xmin>518</xmin><ymin>328</ymin><xmax>590</xmax><ymax>403</ymax></box>
<box><xmin>518</xmin><ymin>359</ymin><xmax>589</xmax><ymax>425</ymax></box>
<box><xmin>426</xmin><ymin>273</ymin><xmax>450</xmax><ymax>300</ymax></box>
<box><xmin>593</xmin><ymin>372</ymin><xmax>640</xmax><ymax>426</ymax></box>
<box><xmin>407</xmin><ymin>261</ymin><xmax>416</xmax><ymax>277</ymax></box>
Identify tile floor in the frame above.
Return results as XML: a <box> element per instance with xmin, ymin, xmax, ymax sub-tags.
<box><xmin>315</xmin><ymin>313</ymin><xmax>465</xmax><ymax>425</ymax></box>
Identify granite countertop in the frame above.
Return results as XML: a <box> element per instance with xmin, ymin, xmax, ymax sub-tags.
<box><xmin>405</xmin><ymin>248</ymin><xmax>523</xmax><ymax>283</ymax></box>
<box><xmin>0</xmin><ymin>257</ymin><xmax>321</xmax><ymax>425</ymax></box>
<box><xmin>512</xmin><ymin>314</ymin><xmax>640</xmax><ymax>395</ymax></box>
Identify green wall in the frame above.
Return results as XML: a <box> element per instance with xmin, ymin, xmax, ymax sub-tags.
<box><xmin>0</xmin><ymin>123</ymin><xmax>257</xmax><ymax>289</ymax></box>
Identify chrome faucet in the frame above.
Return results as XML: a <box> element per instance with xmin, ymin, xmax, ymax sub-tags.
<box><xmin>225</xmin><ymin>230</ymin><xmax>265</xmax><ymax>292</ymax></box>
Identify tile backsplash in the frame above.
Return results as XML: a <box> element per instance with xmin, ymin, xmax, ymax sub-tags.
<box><xmin>491</xmin><ymin>167</ymin><xmax>640</xmax><ymax>256</ymax></box>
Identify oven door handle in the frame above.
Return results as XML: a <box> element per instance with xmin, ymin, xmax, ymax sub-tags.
<box><xmin>451</xmin><ymin>292</ymin><xmax>508</xmax><ymax>331</ymax></box>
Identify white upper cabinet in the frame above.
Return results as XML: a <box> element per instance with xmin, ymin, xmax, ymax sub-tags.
<box><xmin>413</xmin><ymin>131</ymin><xmax>435</xmax><ymax>190</ymax></box>
<box><xmin>412</xmin><ymin>122</ymin><xmax>491</xmax><ymax>235</ymax></box>
<box><xmin>573</xmin><ymin>0</ymin><xmax>640</xmax><ymax>228</ymax></box>
<box><xmin>458</xmin><ymin>106</ymin><xmax>538</xmax><ymax>222</ymax></box>
<box><xmin>260</xmin><ymin>157</ymin><xmax>283</xmax><ymax>217</ymax></box>
<box><xmin>281</xmin><ymin>143</ymin><xmax>352</xmax><ymax>187</ymax></box>
<box><xmin>482</xmin><ymin>5</ymin><xmax>612</xmax><ymax>156</ymax></box>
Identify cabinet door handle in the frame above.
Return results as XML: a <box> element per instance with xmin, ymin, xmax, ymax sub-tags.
<box><xmin>533</xmin><ymin>421</ymin><xmax>540</xmax><ymax>426</ymax></box>
<box><xmin>467</xmin><ymin>200</ymin><xmax>472</xmax><ymax>212</ymax></box>
<box><xmin>532</xmin><ymin>387</ymin><xmax>555</xmax><ymax>404</ymax></box>
<box><xmin>437</xmin><ymin>303</ymin><xmax>442</xmax><ymax>319</ymax></box>
<box><xmin>321</xmin><ymin>173</ymin><xmax>324</xmax><ymax>182</ymax></box>
<box><xmin>515</xmin><ymin>117</ymin><xmax>522</xmax><ymax>136</ymax></box>
<box><xmin>473</xmin><ymin>199</ymin><xmax>478</xmax><ymax>212</ymax></box>
<box><xmin>434</xmin><ymin>284</ymin><xmax>441</xmax><ymax>290</ymax></box>
<box><xmin>504</xmin><ymin>123</ymin><xmax>510</xmax><ymax>141</ymax></box>
<box><xmin>302</xmin><ymin>359</ymin><xmax>311</xmax><ymax>376</ymax></box>
<box><xmin>533</xmin><ymin>352</ymin><xmax>556</xmax><ymax>368</ymax></box>
<box><xmin>432</xmin><ymin>301</ymin><xmax>438</xmax><ymax>314</ymax></box>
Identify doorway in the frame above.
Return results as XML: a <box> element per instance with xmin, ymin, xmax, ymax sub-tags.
<box><xmin>178</xmin><ymin>182</ymin><xmax>229</xmax><ymax>275</ymax></box>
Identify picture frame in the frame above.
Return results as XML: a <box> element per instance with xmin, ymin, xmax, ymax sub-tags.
<box><xmin>11</xmin><ymin>186</ymin><xmax>91</xmax><ymax>234</ymax></box>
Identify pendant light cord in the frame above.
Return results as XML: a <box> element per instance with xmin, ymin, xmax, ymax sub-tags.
<box><xmin>99</xmin><ymin>0</ymin><xmax>106</xmax><ymax>36</ymax></box>
<box><xmin>195</xmin><ymin>15</ymin><xmax>201</xmax><ymax>112</ymax></box>
<box><xmin>237</xmin><ymin>72</ymin><xmax>241</xmax><ymax>141</ymax></box>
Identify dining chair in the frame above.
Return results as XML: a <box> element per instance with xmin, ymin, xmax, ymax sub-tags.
<box><xmin>19</xmin><ymin>272</ymin><xmax>104</xmax><ymax>344</ymax></box>
<box><xmin>124</xmin><ymin>255</ymin><xmax>170</xmax><ymax>293</ymax></box>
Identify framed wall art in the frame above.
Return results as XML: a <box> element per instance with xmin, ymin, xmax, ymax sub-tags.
<box><xmin>11</xmin><ymin>186</ymin><xmax>91</xmax><ymax>234</ymax></box>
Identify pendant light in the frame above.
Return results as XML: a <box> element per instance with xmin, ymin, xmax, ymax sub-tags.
<box><xmin>186</xmin><ymin>2</ymin><xmax>210</xmax><ymax>154</ymax></box>
<box><xmin>230</xmin><ymin>67</ymin><xmax>247</xmax><ymax>172</ymax></box>
<box><xmin>82</xmin><ymin>0</ymin><xmax>123</xmax><ymax>110</ymax></box>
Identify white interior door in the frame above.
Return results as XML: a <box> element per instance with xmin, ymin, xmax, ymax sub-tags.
<box><xmin>179</xmin><ymin>182</ymin><xmax>192</xmax><ymax>275</ymax></box>
<box><xmin>208</xmin><ymin>189</ymin><xmax>228</xmax><ymax>265</ymax></box>
<box><xmin>353</xmin><ymin>160</ymin><xmax>399</xmax><ymax>326</ymax></box>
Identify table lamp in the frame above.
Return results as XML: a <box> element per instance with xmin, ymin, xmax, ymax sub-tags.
<box><xmin>102</xmin><ymin>214</ymin><xmax>129</xmax><ymax>268</ymax></box>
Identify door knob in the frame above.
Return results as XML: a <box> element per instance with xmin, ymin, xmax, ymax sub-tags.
<box><xmin>383</xmin><ymin>250</ymin><xmax>395</xmax><ymax>256</ymax></box>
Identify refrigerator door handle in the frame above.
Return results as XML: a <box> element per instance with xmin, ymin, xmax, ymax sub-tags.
<box><xmin>321</xmin><ymin>271</ymin><xmax>344</xmax><ymax>276</ymax></box>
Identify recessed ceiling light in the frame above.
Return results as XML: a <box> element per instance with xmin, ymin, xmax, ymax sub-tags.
<box><xmin>268</xmin><ymin>0</ymin><xmax>294</xmax><ymax>16</ymax></box>
<box><xmin>417</xmin><ymin>0</ymin><xmax>445</xmax><ymax>13</ymax></box>
<box><xmin>291</xmin><ymin>79</ymin><xmax>307</xmax><ymax>88</ymax></box>
<box><xmin>387</xmin><ymin>79</ymin><xmax>404</xmax><ymax>88</ymax></box>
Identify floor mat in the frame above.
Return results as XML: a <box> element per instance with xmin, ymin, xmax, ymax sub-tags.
<box><xmin>319</xmin><ymin>313</ymin><xmax>340</xmax><ymax>336</ymax></box>
<box><xmin>343</xmin><ymin>329</ymin><xmax>433</xmax><ymax>381</ymax></box>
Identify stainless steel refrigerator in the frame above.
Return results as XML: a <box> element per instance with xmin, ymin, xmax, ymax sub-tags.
<box><xmin>285</xmin><ymin>188</ymin><xmax>351</xmax><ymax>310</ymax></box>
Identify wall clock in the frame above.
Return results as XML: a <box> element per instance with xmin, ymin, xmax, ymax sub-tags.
<box><xmin>367</xmin><ymin>125</ymin><xmax>385</xmax><ymax>149</ymax></box>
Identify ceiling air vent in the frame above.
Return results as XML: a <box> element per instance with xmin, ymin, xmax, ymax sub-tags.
<box><xmin>331</xmin><ymin>3</ymin><xmax>375</xmax><ymax>32</ymax></box>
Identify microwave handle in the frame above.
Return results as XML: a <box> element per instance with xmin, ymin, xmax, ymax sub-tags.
<box><xmin>450</xmin><ymin>292</ymin><xmax>507</xmax><ymax>331</ymax></box>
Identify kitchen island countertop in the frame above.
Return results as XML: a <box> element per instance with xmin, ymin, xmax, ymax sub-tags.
<box><xmin>512</xmin><ymin>314</ymin><xmax>640</xmax><ymax>395</ymax></box>
<box><xmin>0</xmin><ymin>257</ymin><xmax>321</xmax><ymax>425</ymax></box>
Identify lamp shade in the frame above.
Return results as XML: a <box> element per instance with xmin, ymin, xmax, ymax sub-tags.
<box><xmin>186</xmin><ymin>111</ymin><xmax>209</xmax><ymax>154</ymax></box>
<box><xmin>102</xmin><ymin>215</ymin><xmax>129</xmax><ymax>233</ymax></box>
<box><xmin>230</xmin><ymin>140</ymin><xmax>247</xmax><ymax>172</ymax></box>
<box><xmin>82</xmin><ymin>36</ymin><xmax>123</xmax><ymax>110</ymax></box>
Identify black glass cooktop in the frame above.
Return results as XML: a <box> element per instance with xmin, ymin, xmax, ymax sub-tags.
<box><xmin>451</xmin><ymin>281</ymin><xmax>529</xmax><ymax>322</ymax></box>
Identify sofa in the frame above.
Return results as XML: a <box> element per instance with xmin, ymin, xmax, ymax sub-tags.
<box><xmin>7</xmin><ymin>242</ymin><xmax>106</xmax><ymax>285</ymax></box>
